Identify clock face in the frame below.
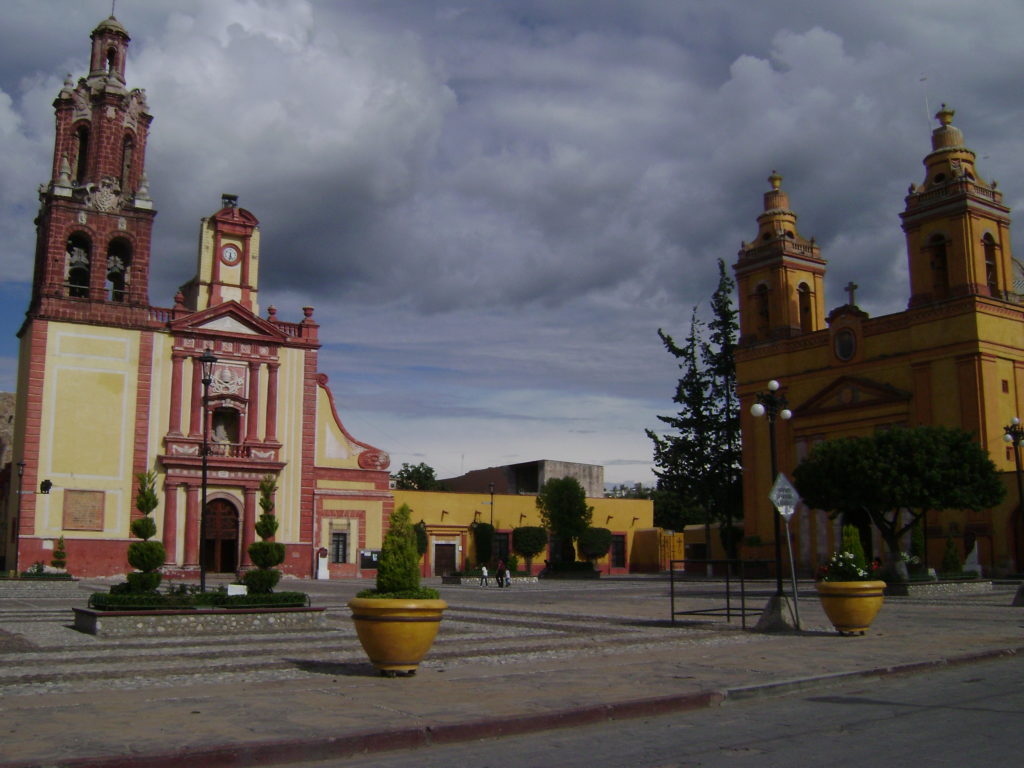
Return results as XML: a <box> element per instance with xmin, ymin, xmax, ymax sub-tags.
<box><xmin>221</xmin><ymin>245</ymin><xmax>240</xmax><ymax>265</ymax></box>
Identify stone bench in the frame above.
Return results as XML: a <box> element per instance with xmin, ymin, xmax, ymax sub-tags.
<box><xmin>73</xmin><ymin>606</ymin><xmax>327</xmax><ymax>636</ymax></box>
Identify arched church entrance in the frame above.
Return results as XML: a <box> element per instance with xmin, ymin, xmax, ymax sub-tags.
<box><xmin>203</xmin><ymin>499</ymin><xmax>240</xmax><ymax>573</ymax></box>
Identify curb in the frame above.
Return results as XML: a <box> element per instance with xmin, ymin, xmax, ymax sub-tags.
<box><xmin>1</xmin><ymin>647</ymin><xmax>1019</xmax><ymax>768</ymax></box>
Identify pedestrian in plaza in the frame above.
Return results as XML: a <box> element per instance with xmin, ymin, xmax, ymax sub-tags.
<box><xmin>479</xmin><ymin>564</ymin><xmax>489</xmax><ymax>587</ymax></box>
<box><xmin>495</xmin><ymin>559</ymin><xmax>506</xmax><ymax>588</ymax></box>
<box><xmin>503</xmin><ymin>566</ymin><xmax>512</xmax><ymax>587</ymax></box>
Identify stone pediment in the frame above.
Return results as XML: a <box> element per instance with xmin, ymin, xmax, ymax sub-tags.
<box><xmin>170</xmin><ymin>301</ymin><xmax>287</xmax><ymax>341</ymax></box>
<box><xmin>793</xmin><ymin>376</ymin><xmax>911</xmax><ymax>417</ymax></box>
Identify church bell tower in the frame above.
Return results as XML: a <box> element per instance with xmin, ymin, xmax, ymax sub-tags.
<box><xmin>901</xmin><ymin>105</ymin><xmax>1013</xmax><ymax>307</ymax></box>
<box><xmin>734</xmin><ymin>172</ymin><xmax>827</xmax><ymax>345</ymax></box>
<box><xmin>27</xmin><ymin>15</ymin><xmax>156</xmax><ymax>328</ymax></box>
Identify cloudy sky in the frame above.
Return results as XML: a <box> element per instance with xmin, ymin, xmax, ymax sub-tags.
<box><xmin>1</xmin><ymin>1</ymin><xmax>1022</xmax><ymax>487</ymax></box>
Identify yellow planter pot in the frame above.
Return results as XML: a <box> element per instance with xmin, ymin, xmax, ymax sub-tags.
<box><xmin>816</xmin><ymin>580</ymin><xmax>886</xmax><ymax>635</ymax></box>
<box><xmin>348</xmin><ymin>597</ymin><xmax>447</xmax><ymax>676</ymax></box>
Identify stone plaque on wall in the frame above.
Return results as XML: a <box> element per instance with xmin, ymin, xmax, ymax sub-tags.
<box><xmin>62</xmin><ymin>490</ymin><xmax>105</xmax><ymax>531</ymax></box>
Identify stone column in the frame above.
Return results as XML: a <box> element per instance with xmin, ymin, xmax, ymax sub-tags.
<box><xmin>162</xmin><ymin>482</ymin><xmax>179</xmax><ymax>564</ymax></box>
<box><xmin>168</xmin><ymin>351</ymin><xmax>185</xmax><ymax>435</ymax></box>
<box><xmin>265</xmin><ymin>362</ymin><xmax>280</xmax><ymax>442</ymax></box>
<box><xmin>183</xmin><ymin>484</ymin><xmax>200</xmax><ymax>566</ymax></box>
<box><xmin>241</xmin><ymin>485</ymin><xmax>258</xmax><ymax>567</ymax></box>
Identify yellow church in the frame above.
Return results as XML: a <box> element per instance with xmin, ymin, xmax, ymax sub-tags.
<box><xmin>735</xmin><ymin>106</ymin><xmax>1023</xmax><ymax>576</ymax></box>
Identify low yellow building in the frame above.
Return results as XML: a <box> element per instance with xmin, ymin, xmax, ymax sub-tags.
<box><xmin>393</xmin><ymin>489</ymin><xmax>653</xmax><ymax>576</ymax></box>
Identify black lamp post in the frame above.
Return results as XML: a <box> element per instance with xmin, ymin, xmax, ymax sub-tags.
<box><xmin>750</xmin><ymin>380</ymin><xmax>792</xmax><ymax>597</ymax></box>
<box><xmin>1004</xmin><ymin>417</ymin><xmax>1023</xmax><ymax>571</ymax></box>
<box><xmin>489</xmin><ymin>482</ymin><xmax>495</xmax><ymax>527</ymax></box>
<box><xmin>198</xmin><ymin>348</ymin><xmax>217</xmax><ymax>592</ymax></box>
<box><xmin>13</xmin><ymin>461</ymin><xmax>25</xmax><ymax>574</ymax></box>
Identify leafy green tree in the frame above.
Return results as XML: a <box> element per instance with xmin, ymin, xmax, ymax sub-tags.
<box><xmin>536</xmin><ymin>477</ymin><xmax>593</xmax><ymax>562</ymax></box>
<box><xmin>578</xmin><ymin>527</ymin><xmax>612</xmax><ymax>563</ymax></box>
<box><xmin>793</xmin><ymin>426</ymin><xmax>1005</xmax><ymax>576</ymax></box>
<box><xmin>512</xmin><ymin>526</ymin><xmax>548</xmax><ymax>571</ymax></box>
<box><xmin>391</xmin><ymin>462</ymin><xmax>445</xmax><ymax>490</ymax></box>
<box><xmin>126</xmin><ymin>470</ymin><xmax>166</xmax><ymax>593</ymax></box>
<box><xmin>244</xmin><ymin>475</ymin><xmax>286</xmax><ymax>594</ymax></box>
<box><xmin>646</xmin><ymin>260</ymin><xmax>741</xmax><ymax>554</ymax></box>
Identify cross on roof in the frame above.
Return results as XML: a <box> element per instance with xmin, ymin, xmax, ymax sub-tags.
<box><xmin>845</xmin><ymin>281</ymin><xmax>859</xmax><ymax>305</ymax></box>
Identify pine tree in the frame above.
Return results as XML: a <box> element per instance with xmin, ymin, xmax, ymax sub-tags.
<box><xmin>646</xmin><ymin>260</ymin><xmax>742</xmax><ymax>551</ymax></box>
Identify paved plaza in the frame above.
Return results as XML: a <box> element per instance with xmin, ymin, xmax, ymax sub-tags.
<box><xmin>0</xmin><ymin>576</ymin><xmax>1021</xmax><ymax>767</ymax></box>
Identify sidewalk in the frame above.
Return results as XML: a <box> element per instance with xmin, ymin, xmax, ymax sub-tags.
<box><xmin>0</xmin><ymin>578</ymin><xmax>1020</xmax><ymax>767</ymax></box>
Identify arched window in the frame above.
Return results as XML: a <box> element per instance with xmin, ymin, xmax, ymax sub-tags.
<box><xmin>928</xmin><ymin>234</ymin><xmax>949</xmax><ymax>301</ymax></box>
<box><xmin>755</xmin><ymin>283</ymin><xmax>770</xmax><ymax>337</ymax></box>
<box><xmin>106</xmin><ymin>47</ymin><xmax>118</xmax><ymax>74</ymax></box>
<box><xmin>121</xmin><ymin>136</ymin><xmax>134</xmax><ymax>191</ymax></box>
<box><xmin>74</xmin><ymin>125</ymin><xmax>90</xmax><ymax>184</ymax></box>
<box><xmin>65</xmin><ymin>234</ymin><xmax>91</xmax><ymax>298</ymax></box>
<box><xmin>798</xmin><ymin>282</ymin><xmax>813</xmax><ymax>333</ymax></box>
<box><xmin>105</xmin><ymin>238</ymin><xmax>131</xmax><ymax>302</ymax></box>
<box><xmin>983</xmin><ymin>234</ymin><xmax>999</xmax><ymax>297</ymax></box>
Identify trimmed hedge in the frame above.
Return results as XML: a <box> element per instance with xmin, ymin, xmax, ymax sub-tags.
<box><xmin>88</xmin><ymin>591</ymin><xmax>310</xmax><ymax>611</ymax></box>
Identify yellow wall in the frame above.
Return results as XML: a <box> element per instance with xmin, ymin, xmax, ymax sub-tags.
<box><xmin>393</xmin><ymin>489</ymin><xmax>653</xmax><ymax>572</ymax></box>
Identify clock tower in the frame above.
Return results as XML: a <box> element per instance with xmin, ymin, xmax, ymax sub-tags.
<box><xmin>177</xmin><ymin>193</ymin><xmax>261</xmax><ymax>314</ymax></box>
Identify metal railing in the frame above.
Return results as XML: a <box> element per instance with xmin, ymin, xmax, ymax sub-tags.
<box><xmin>669</xmin><ymin>559</ymin><xmax>770</xmax><ymax>629</ymax></box>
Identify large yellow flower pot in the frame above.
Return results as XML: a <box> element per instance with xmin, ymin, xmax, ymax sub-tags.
<box><xmin>816</xmin><ymin>580</ymin><xmax>886</xmax><ymax>635</ymax></box>
<box><xmin>348</xmin><ymin>597</ymin><xmax>447</xmax><ymax>676</ymax></box>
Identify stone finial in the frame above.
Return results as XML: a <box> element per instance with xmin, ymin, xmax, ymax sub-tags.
<box><xmin>302</xmin><ymin>306</ymin><xmax>315</xmax><ymax>321</ymax></box>
<box><xmin>768</xmin><ymin>170</ymin><xmax>782</xmax><ymax>190</ymax></box>
<box><xmin>935</xmin><ymin>103</ymin><xmax>955</xmax><ymax>126</ymax></box>
<box><xmin>267</xmin><ymin>305</ymin><xmax>277</xmax><ymax>320</ymax></box>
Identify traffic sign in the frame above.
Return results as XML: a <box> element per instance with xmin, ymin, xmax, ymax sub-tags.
<box><xmin>769</xmin><ymin>473</ymin><xmax>800</xmax><ymax>520</ymax></box>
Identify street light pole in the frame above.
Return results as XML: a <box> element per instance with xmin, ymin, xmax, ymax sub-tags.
<box><xmin>751</xmin><ymin>380</ymin><xmax>792</xmax><ymax>597</ymax></box>
<box><xmin>198</xmin><ymin>348</ymin><xmax>217</xmax><ymax>593</ymax></box>
<box><xmin>1004</xmin><ymin>417</ymin><xmax>1023</xmax><ymax>572</ymax></box>
<box><xmin>489</xmin><ymin>482</ymin><xmax>495</xmax><ymax>527</ymax></box>
<box><xmin>13</xmin><ymin>461</ymin><xmax>25</xmax><ymax>574</ymax></box>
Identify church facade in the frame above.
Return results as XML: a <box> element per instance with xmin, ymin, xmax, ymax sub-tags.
<box><xmin>735</xmin><ymin>107</ymin><xmax>1024</xmax><ymax>575</ymax></box>
<box><xmin>2</xmin><ymin>16</ymin><xmax>394</xmax><ymax>578</ymax></box>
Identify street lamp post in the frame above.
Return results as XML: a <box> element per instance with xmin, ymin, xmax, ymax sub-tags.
<box><xmin>13</xmin><ymin>461</ymin><xmax>25</xmax><ymax>574</ymax></box>
<box><xmin>198</xmin><ymin>348</ymin><xmax>217</xmax><ymax>593</ymax></box>
<box><xmin>489</xmin><ymin>482</ymin><xmax>495</xmax><ymax>527</ymax></box>
<box><xmin>751</xmin><ymin>380</ymin><xmax>792</xmax><ymax>597</ymax></box>
<box><xmin>1004</xmin><ymin>417</ymin><xmax>1023</xmax><ymax>573</ymax></box>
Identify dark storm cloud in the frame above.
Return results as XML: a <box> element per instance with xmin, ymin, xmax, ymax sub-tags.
<box><xmin>1</xmin><ymin>0</ymin><xmax>1022</xmax><ymax>482</ymax></box>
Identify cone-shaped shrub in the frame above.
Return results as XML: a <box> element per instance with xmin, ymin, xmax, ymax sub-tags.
<box><xmin>358</xmin><ymin>503</ymin><xmax>438</xmax><ymax>599</ymax></box>
<box><xmin>51</xmin><ymin>536</ymin><xmax>67</xmax><ymax>570</ymax></box>
<box><xmin>244</xmin><ymin>475</ymin><xmax>285</xmax><ymax>593</ymax></box>
<box><xmin>126</xmin><ymin>470</ymin><xmax>166</xmax><ymax>593</ymax></box>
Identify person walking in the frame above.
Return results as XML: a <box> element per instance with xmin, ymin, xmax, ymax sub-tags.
<box><xmin>479</xmin><ymin>564</ymin><xmax>489</xmax><ymax>587</ymax></box>
<box><xmin>495</xmin><ymin>559</ymin><xmax>506</xmax><ymax>588</ymax></box>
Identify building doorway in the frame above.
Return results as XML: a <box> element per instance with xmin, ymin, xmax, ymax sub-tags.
<box><xmin>433</xmin><ymin>543</ymin><xmax>456</xmax><ymax>576</ymax></box>
<box><xmin>203</xmin><ymin>499</ymin><xmax>239</xmax><ymax>573</ymax></box>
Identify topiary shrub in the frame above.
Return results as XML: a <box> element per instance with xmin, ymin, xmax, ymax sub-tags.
<box><xmin>512</xmin><ymin>526</ymin><xmax>548</xmax><ymax>572</ymax></box>
<box><xmin>357</xmin><ymin>503</ymin><xmax>438</xmax><ymax>599</ymax></box>
<box><xmin>244</xmin><ymin>476</ymin><xmax>285</xmax><ymax>594</ymax></box>
<box><xmin>940</xmin><ymin>535</ymin><xmax>963</xmax><ymax>578</ymax></box>
<box><xmin>126</xmin><ymin>470</ymin><xmax>166</xmax><ymax>593</ymax></box>
<box><xmin>413</xmin><ymin>520</ymin><xmax>428</xmax><ymax>557</ymax></box>
<box><xmin>470</xmin><ymin>521</ymin><xmax>494</xmax><ymax>567</ymax></box>
<box><xmin>578</xmin><ymin>527</ymin><xmax>612</xmax><ymax>563</ymax></box>
<box><xmin>51</xmin><ymin>536</ymin><xmax>67</xmax><ymax>570</ymax></box>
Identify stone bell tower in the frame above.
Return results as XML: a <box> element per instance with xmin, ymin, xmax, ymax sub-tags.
<box><xmin>27</xmin><ymin>15</ymin><xmax>156</xmax><ymax>329</ymax></box>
